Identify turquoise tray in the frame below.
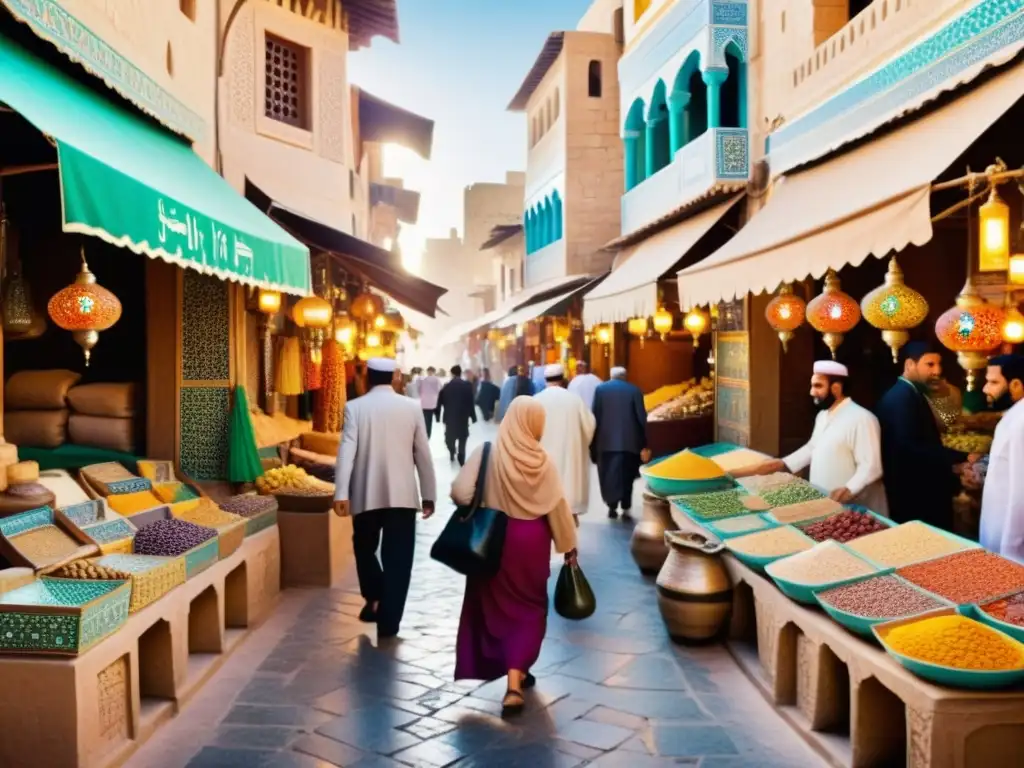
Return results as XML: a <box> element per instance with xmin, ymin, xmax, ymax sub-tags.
<box><xmin>766</xmin><ymin>545</ymin><xmax>887</xmax><ymax>605</ymax></box>
<box><xmin>814</xmin><ymin>574</ymin><xmax>953</xmax><ymax>638</ymax></box>
<box><xmin>641</xmin><ymin>453</ymin><xmax>735</xmax><ymax>498</ymax></box>
<box><xmin>960</xmin><ymin>601</ymin><xmax>1024</xmax><ymax>645</ymax></box>
<box><xmin>703</xmin><ymin>513</ymin><xmax>778</xmax><ymax>540</ymax></box>
<box><xmin>184</xmin><ymin>537</ymin><xmax>220</xmax><ymax>579</ymax></box>
<box><xmin>690</xmin><ymin>442</ymin><xmax>742</xmax><ymax>458</ymax></box>
<box><xmin>794</xmin><ymin>506</ymin><xmax>897</xmax><ymax>542</ymax></box>
<box><xmin>670</xmin><ymin>489</ymin><xmax>754</xmax><ymax>525</ymax></box>
<box><xmin>846</xmin><ymin>520</ymin><xmax>982</xmax><ymax>571</ymax></box>
<box><xmin>873</xmin><ymin>611</ymin><xmax>1024</xmax><ymax>690</ymax></box>
<box><xmin>725</xmin><ymin>525</ymin><xmax>816</xmax><ymax>572</ymax></box>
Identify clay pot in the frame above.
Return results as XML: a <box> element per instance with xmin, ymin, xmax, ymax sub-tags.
<box><xmin>629</xmin><ymin>491</ymin><xmax>674</xmax><ymax>575</ymax></box>
<box><xmin>656</xmin><ymin>531</ymin><xmax>732</xmax><ymax>643</ymax></box>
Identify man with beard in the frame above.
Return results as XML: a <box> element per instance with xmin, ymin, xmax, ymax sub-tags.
<box><xmin>978</xmin><ymin>354</ymin><xmax>1024</xmax><ymax>562</ymax></box>
<box><xmin>740</xmin><ymin>361</ymin><xmax>887</xmax><ymax>515</ymax></box>
<box><xmin>876</xmin><ymin>342</ymin><xmax>972</xmax><ymax>529</ymax></box>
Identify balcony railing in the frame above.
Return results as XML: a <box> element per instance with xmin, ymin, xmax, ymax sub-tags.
<box><xmin>620</xmin><ymin>127</ymin><xmax>749</xmax><ymax>237</ymax></box>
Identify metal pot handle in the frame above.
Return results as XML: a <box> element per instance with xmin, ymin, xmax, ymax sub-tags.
<box><xmin>665</xmin><ymin>530</ymin><xmax>725</xmax><ymax>555</ymax></box>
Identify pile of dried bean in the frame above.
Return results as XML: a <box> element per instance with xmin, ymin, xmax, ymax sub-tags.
<box><xmin>845</xmin><ymin>521</ymin><xmax>971</xmax><ymax>568</ymax></box>
<box><xmin>219</xmin><ymin>494</ymin><xmax>279</xmax><ymax>518</ymax></box>
<box><xmin>767</xmin><ymin>540</ymin><xmax>876</xmax><ymax>585</ymax></box>
<box><xmin>801</xmin><ymin>509</ymin><xmax>889</xmax><ymax>543</ymax></box>
<box><xmin>897</xmin><ymin>549</ymin><xmax>1024</xmax><ymax>605</ymax></box>
<box><xmin>134</xmin><ymin>518</ymin><xmax>216</xmax><ymax>557</ymax></box>
<box><xmin>817</xmin><ymin>575</ymin><xmax>945</xmax><ymax>618</ymax></box>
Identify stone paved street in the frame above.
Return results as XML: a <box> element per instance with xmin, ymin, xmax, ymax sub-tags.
<box><xmin>126</xmin><ymin>422</ymin><xmax>824</xmax><ymax>768</ymax></box>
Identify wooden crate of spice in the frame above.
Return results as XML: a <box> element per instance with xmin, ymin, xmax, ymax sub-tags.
<box><xmin>88</xmin><ymin>553</ymin><xmax>186</xmax><ymax>613</ymax></box>
<box><xmin>219</xmin><ymin>494</ymin><xmax>279</xmax><ymax>537</ymax></box>
<box><xmin>131</xmin><ymin>512</ymin><xmax>220</xmax><ymax>579</ymax></box>
<box><xmin>0</xmin><ymin>506</ymin><xmax>99</xmax><ymax>574</ymax></box>
<box><xmin>60</xmin><ymin>499</ymin><xmax>136</xmax><ymax>555</ymax></box>
<box><xmin>0</xmin><ymin>577</ymin><xmax>131</xmax><ymax>655</ymax></box>
<box><xmin>171</xmin><ymin>501</ymin><xmax>246</xmax><ymax>559</ymax></box>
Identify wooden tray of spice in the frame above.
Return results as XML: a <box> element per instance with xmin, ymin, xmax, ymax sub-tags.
<box><xmin>61</xmin><ymin>499</ymin><xmax>137</xmax><ymax>555</ymax></box>
<box><xmin>0</xmin><ymin>506</ymin><xmax>99</xmax><ymax>574</ymax></box>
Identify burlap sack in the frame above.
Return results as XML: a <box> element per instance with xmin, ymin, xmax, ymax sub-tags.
<box><xmin>3</xmin><ymin>409</ymin><xmax>69</xmax><ymax>448</ymax></box>
<box><xmin>68</xmin><ymin>415</ymin><xmax>135</xmax><ymax>454</ymax></box>
<box><xmin>5</xmin><ymin>370</ymin><xmax>81</xmax><ymax>410</ymax></box>
<box><xmin>67</xmin><ymin>383</ymin><xmax>136</xmax><ymax>418</ymax></box>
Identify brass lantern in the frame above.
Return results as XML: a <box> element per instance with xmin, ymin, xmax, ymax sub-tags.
<box><xmin>979</xmin><ymin>187</ymin><xmax>1010</xmax><ymax>272</ymax></box>
<box><xmin>683</xmin><ymin>307</ymin><xmax>709</xmax><ymax>347</ymax></box>
<box><xmin>934</xmin><ymin>279</ymin><xmax>1005</xmax><ymax>391</ymax></box>
<box><xmin>1002</xmin><ymin>302</ymin><xmax>1024</xmax><ymax>345</ymax></box>
<box><xmin>765</xmin><ymin>283</ymin><xmax>806</xmax><ymax>352</ymax></box>
<box><xmin>47</xmin><ymin>249</ymin><xmax>123</xmax><ymax>366</ymax></box>
<box><xmin>860</xmin><ymin>258</ymin><xmax>929</xmax><ymax>362</ymax></box>
<box><xmin>627</xmin><ymin>316</ymin><xmax>648</xmax><ymax>348</ymax></box>
<box><xmin>652</xmin><ymin>307</ymin><xmax>673</xmax><ymax>338</ymax></box>
<box><xmin>292</xmin><ymin>295</ymin><xmax>333</xmax><ymax>329</ymax></box>
<box><xmin>350</xmin><ymin>291</ymin><xmax>384</xmax><ymax>320</ymax></box>
<box><xmin>806</xmin><ymin>270</ymin><xmax>861</xmax><ymax>359</ymax></box>
<box><xmin>257</xmin><ymin>289</ymin><xmax>282</xmax><ymax>314</ymax></box>
<box><xmin>552</xmin><ymin>318</ymin><xmax>571</xmax><ymax>345</ymax></box>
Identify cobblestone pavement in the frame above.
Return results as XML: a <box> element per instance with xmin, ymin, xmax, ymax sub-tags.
<box><xmin>127</xmin><ymin>422</ymin><xmax>824</xmax><ymax>768</ymax></box>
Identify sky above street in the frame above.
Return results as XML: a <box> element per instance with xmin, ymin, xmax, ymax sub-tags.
<box><xmin>349</xmin><ymin>0</ymin><xmax>594</xmax><ymax>268</ymax></box>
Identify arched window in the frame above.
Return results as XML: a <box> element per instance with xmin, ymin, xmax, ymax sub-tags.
<box><xmin>673</xmin><ymin>51</ymin><xmax>707</xmax><ymax>145</ymax></box>
<box><xmin>551</xmin><ymin>190</ymin><xmax>563</xmax><ymax>241</ymax></box>
<box><xmin>623</xmin><ymin>98</ymin><xmax>647</xmax><ymax>191</ymax></box>
<box><xmin>546</xmin><ymin>99</ymin><xmax>553</xmax><ymax>130</ymax></box>
<box><xmin>588</xmin><ymin>60</ymin><xmax>602</xmax><ymax>98</ymax></box>
<box><xmin>525</xmin><ymin>210</ymin><xmax>535</xmax><ymax>253</ymax></box>
<box><xmin>646</xmin><ymin>80</ymin><xmax>670</xmax><ymax>175</ymax></box>
<box><xmin>553</xmin><ymin>89</ymin><xmax>560</xmax><ymax>121</ymax></box>
<box><xmin>721</xmin><ymin>43</ymin><xmax>746</xmax><ymax>129</ymax></box>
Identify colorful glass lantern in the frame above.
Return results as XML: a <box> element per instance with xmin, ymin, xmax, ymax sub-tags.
<box><xmin>1002</xmin><ymin>304</ymin><xmax>1024</xmax><ymax>345</ymax></box>
<box><xmin>47</xmin><ymin>251</ymin><xmax>122</xmax><ymax>366</ymax></box>
<box><xmin>292</xmin><ymin>295</ymin><xmax>333</xmax><ymax>329</ymax></box>
<box><xmin>627</xmin><ymin>317</ymin><xmax>648</xmax><ymax>348</ymax></box>
<box><xmin>978</xmin><ymin>187</ymin><xmax>1010</xmax><ymax>272</ymax></box>
<box><xmin>595</xmin><ymin>325</ymin><xmax>612</xmax><ymax>345</ymax></box>
<box><xmin>350</xmin><ymin>291</ymin><xmax>383</xmax><ymax>320</ymax></box>
<box><xmin>653</xmin><ymin>307</ymin><xmax>674</xmax><ymax>338</ymax></box>
<box><xmin>334</xmin><ymin>314</ymin><xmax>356</xmax><ymax>346</ymax></box>
<box><xmin>860</xmin><ymin>258</ymin><xmax>930</xmax><ymax>363</ymax></box>
<box><xmin>683</xmin><ymin>307</ymin><xmax>709</xmax><ymax>347</ymax></box>
<box><xmin>765</xmin><ymin>283</ymin><xmax>806</xmax><ymax>352</ymax></box>
<box><xmin>806</xmin><ymin>270</ymin><xmax>861</xmax><ymax>359</ymax></box>
<box><xmin>552</xmin><ymin>318</ymin><xmax>571</xmax><ymax>345</ymax></box>
<box><xmin>934</xmin><ymin>280</ymin><xmax>1005</xmax><ymax>391</ymax></box>
<box><xmin>257</xmin><ymin>289</ymin><xmax>282</xmax><ymax>314</ymax></box>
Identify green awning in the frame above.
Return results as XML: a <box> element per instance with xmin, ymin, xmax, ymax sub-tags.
<box><xmin>0</xmin><ymin>32</ymin><xmax>311</xmax><ymax>295</ymax></box>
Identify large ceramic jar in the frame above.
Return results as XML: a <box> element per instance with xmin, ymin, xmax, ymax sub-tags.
<box><xmin>656</xmin><ymin>531</ymin><xmax>732</xmax><ymax>642</ymax></box>
<box><xmin>629</xmin><ymin>491</ymin><xmax>674</xmax><ymax>575</ymax></box>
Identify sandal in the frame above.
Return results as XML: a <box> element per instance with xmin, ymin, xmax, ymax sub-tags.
<box><xmin>501</xmin><ymin>689</ymin><xmax>525</xmax><ymax>717</ymax></box>
<box><xmin>523</xmin><ymin>672</ymin><xmax>536</xmax><ymax>689</ymax></box>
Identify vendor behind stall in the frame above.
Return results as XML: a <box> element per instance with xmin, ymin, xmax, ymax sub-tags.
<box><xmin>978</xmin><ymin>354</ymin><xmax>1024</xmax><ymax>563</ymax></box>
<box><xmin>735</xmin><ymin>361</ymin><xmax>887</xmax><ymax>514</ymax></box>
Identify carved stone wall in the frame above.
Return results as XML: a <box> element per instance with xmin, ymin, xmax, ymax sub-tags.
<box><xmin>318</xmin><ymin>50</ymin><xmax>348</xmax><ymax>163</ymax></box>
<box><xmin>97</xmin><ymin>655</ymin><xmax>131</xmax><ymax>746</ymax></box>
<box><xmin>229</xmin><ymin>3</ymin><xmax>257</xmax><ymax>129</ymax></box>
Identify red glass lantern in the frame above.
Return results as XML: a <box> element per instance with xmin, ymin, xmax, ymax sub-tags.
<box><xmin>765</xmin><ymin>283</ymin><xmax>806</xmax><ymax>352</ymax></box>
<box><xmin>47</xmin><ymin>251</ymin><xmax>122</xmax><ymax>366</ymax></box>
<box><xmin>806</xmin><ymin>270</ymin><xmax>860</xmax><ymax>359</ymax></box>
<box><xmin>935</xmin><ymin>280</ymin><xmax>1005</xmax><ymax>391</ymax></box>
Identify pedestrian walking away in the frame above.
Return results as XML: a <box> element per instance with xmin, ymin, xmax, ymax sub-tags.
<box><xmin>438</xmin><ymin>364</ymin><xmax>477</xmax><ymax>465</ymax></box>
<box><xmin>476</xmin><ymin>367</ymin><xmax>501</xmax><ymax>421</ymax></box>
<box><xmin>451</xmin><ymin>397</ymin><xmax>578</xmax><ymax>717</ymax></box>
<box><xmin>333</xmin><ymin>357</ymin><xmax>437</xmax><ymax>640</ymax></box>
<box><xmin>418</xmin><ymin>366</ymin><xmax>442</xmax><ymax>439</ymax></box>
<box><xmin>591</xmin><ymin>366</ymin><xmax>650</xmax><ymax>520</ymax></box>
<box><xmin>535</xmin><ymin>363</ymin><xmax>596</xmax><ymax>520</ymax></box>
<box><xmin>567</xmin><ymin>360</ymin><xmax>602</xmax><ymax>411</ymax></box>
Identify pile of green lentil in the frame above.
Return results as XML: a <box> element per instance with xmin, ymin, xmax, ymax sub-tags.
<box><xmin>817</xmin><ymin>574</ymin><xmax>946</xmax><ymax>619</ymax></box>
<box><xmin>674</xmin><ymin>489</ymin><xmax>755</xmax><ymax>520</ymax></box>
<box><xmin>760</xmin><ymin>480</ymin><xmax>825</xmax><ymax>508</ymax></box>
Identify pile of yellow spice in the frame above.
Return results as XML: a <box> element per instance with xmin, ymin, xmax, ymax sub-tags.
<box><xmin>885</xmin><ymin>615</ymin><xmax>1024</xmax><ymax>671</ymax></box>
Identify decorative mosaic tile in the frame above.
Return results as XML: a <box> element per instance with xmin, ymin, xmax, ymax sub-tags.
<box><xmin>711</xmin><ymin>26</ymin><xmax>748</xmax><ymax>60</ymax></box>
<box><xmin>712</xmin><ymin>0</ymin><xmax>747</xmax><ymax>26</ymax></box>
<box><xmin>83</xmin><ymin>519</ymin><xmax>136</xmax><ymax>545</ymax></box>
<box><xmin>107</xmin><ymin>478</ymin><xmax>153</xmax><ymax>495</ymax></box>
<box><xmin>0</xmin><ymin>507</ymin><xmax>54</xmax><ymax>538</ymax></box>
<box><xmin>179</xmin><ymin>386</ymin><xmax>230</xmax><ymax>480</ymax></box>
<box><xmin>62</xmin><ymin>500</ymin><xmax>104</xmax><ymax>527</ymax></box>
<box><xmin>1</xmin><ymin>579</ymin><xmax>123</xmax><ymax>607</ymax></box>
<box><xmin>79</xmin><ymin>588</ymin><xmax>131</xmax><ymax>650</ymax></box>
<box><xmin>0</xmin><ymin>611</ymin><xmax>80</xmax><ymax>652</ymax></box>
<box><xmin>182</xmin><ymin>270</ymin><xmax>230</xmax><ymax>382</ymax></box>
<box><xmin>185</xmin><ymin>538</ymin><xmax>220</xmax><ymax>579</ymax></box>
<box><xmin>716</xmin><ymin>128</ymin><xmax>749</xmax><ymax>178</ymax></box>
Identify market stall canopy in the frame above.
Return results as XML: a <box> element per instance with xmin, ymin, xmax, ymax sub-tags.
<box><xmin>481</xmin><ymin>224</ymin><xmax>523</xmax><ymax>251</ymax></box>
<box><xmin>0</xmin><ymin>31</ymin><xmax>312</xmax><ymax>295</ymax></box>
<box><xmin>677</xmin><ymin>58</ymin><xmax>1024</xmax><ymax>310</ymax></box>
<box><xmin>246</xmin><ymin>180</ymin><xmax>447</xmax><ymax>318</ymax></box>
<box><xmin>343</xmin><ymin>0</ymin><xmax>400</xmax><ymax>50</ymax></box>
<box><xmin>356</xmin><ymin>88</ymin><xmax>434</xmax><ymax>160</ymax></box>
<box><xmin>584</xmin><ymin>196</ymin><xmax>741</xmax><ymax>327</ymax></box>
<box><xmin>493</xmin><ymin>274</ymin><xmax>607</xmax><ymax>329</ymax></box>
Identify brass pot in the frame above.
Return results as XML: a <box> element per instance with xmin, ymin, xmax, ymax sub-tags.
<box><xmin>630</xmin><ymin>491</ymin><xmax>674</xmax><ymax>575</ymax></box>
<box><xmin>656</xmin><ymin>531</ymin><xmax>732</xmax><ymax>643</ymax></box>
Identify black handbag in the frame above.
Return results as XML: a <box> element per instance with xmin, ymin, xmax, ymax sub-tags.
<box><xmin>554</xmin><ymin>562</ymin><xmax>596</xmax><ymax>620</ymax></box>
<box><xmin>430</xmin><ymin>443</ymin><xmax>508</xmax><ymax>578</ymax></box>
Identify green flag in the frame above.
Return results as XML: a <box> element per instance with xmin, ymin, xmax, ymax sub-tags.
<box><xmin>227</xmin><ymin>386</ymin><xmax>264</xmax><ymax>483</ymax></box>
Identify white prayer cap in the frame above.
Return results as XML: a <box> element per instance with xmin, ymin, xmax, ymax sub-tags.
<box><xmin>544</xmin><ymin>363</ymin><xmax>564</xmax><ymax>379</ymax></box>
<box><xmin>813</xmin><ymin>360</ymin><xmax>848</xmax><ymax>377</ymax></box>
<box><xmin>367</xmin><ymin>357</ymin><xmax>397</xmax><ymax>373</ymax></box>
<box><xmin>610</xmin><ymin>366</ymin><xmax>627</xmax><ymax>378</ymax></box>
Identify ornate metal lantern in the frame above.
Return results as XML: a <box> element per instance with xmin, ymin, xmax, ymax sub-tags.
<box><xmin>765</xmin><ymin>283</ymin><xmax>806</xmax><ymax>352</ymax></box>
<box><xmin>683</xmin><ymin>308</ymin><xmax>709</xmax><ymax>347</ymax></box>
<box><xmin>806</xmin><ymin>270</ymin><xmax>860</xmax><ymax>359</ymax></box>
<box><xmin>934</xmin><ymin>280</ymin><xmax>1005</xmax><ymax>391</ymax></box>
<box><xmin>652</xmin><ymin>307</ymin><xmax>673</xmax><ymax>338</ymax></box>
<box><xmin>860</xmin><ymin>258</ymin><xmax>930</xmax><ymax>362</ymax></box>
<box><xmin>47</xmin><ymin>250</ymin><xmax>122</xmax><ymax>366</ymax></box>
<box><xmin>627</xmin><ymin>316</ymin><xmax>648</xmax><ymax>348</ymax></box>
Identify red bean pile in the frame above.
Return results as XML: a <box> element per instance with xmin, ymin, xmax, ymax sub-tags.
<box><xmin>219</xmin><ymin>494</ymin><xmax>278</xmax><ymax>519</ymax></box>
<box><xmin>897</xmin><ymin>549</ymin><xmax>1024</xmax><ymax>605</ymax></box>
<box><xmin>818</xmin><ymin>575</ymin><xmax>944</xmax><ymax>618</ymax></box>
<box><xmin>983</xmin><ymin>592</ymin><xmax>1024</xmax><ymax>627</ymax></box>
<box><xmin>800</xmin><ymin>509</ymin><xmax>888</xmax><ymax>543</ymax></box>
<box><xmin>134</xmin><ymin>518</ymin><xmax>216</xmax><ymax>557</ymax></box>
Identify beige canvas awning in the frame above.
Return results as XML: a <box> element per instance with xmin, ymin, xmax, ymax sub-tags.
<box><xmin>677</xmin><ymin>58</ymin><xmax>1024</xmax><ymax>309</ymax></box>
<box><xmin>583</xmin><ymin>197</ymin><xmax>741</xmax><ymax>327</ymax></box>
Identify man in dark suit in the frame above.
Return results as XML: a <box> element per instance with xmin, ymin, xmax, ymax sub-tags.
<box><xmin>592</xmin><ymin>366</ymin><xmax>650</xmax><ymax>520</ymax></box>
<box><xmin>876</xmin><ymin>342</ymin><xmax>972</xmax><ymax>531</ymax></box>
<box><xmin>438</xmin><ymin>364</ymin><xmax>477</xmax><ymax>466</ymax></box>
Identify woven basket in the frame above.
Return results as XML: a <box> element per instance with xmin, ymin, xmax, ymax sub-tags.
<box><xmin>171</xmin><ymin>502</ymin><xmax>247</xmax><ymax>559</ymax></box>
<box><xmin>90</xmin><ymin>554</ymin><xmax>186</xmax><ymax>613</ymax></box>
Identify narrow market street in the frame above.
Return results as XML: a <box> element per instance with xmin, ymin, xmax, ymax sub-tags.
<box><xmin>126</xmin><ymin>422</ymin><xmax>824</xmax><ymax>768</ymax></box>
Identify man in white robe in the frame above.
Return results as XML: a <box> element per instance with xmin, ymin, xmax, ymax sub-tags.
<box><xmin>567</xmin><ymin>361</ymin><xmax>602</xmax><ymax>410</ymax></box>
<box><xmin>535</xmin><ymin>363</ymin><xmax>596</xmax><ymax>518</ymax></box>
<box><xmin>979</xmin><ymin>355</ymin><xmax>1024</xmax><ymax>562</ymax></box>
<box><xmin>738</xmin><ymin>361</ymin><xmax>888</xmax><ymax>515</ymax></box>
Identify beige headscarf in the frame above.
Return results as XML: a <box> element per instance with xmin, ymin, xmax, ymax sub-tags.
<box><xmin>493</xmin><ymin>396</ymin><xmax>570</xmax><ymax>519</ymax></box>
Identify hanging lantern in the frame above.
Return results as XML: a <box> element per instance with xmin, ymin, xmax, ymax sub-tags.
<box><xmin>552</xmin><ymin>318</ymin><xmax>570</xmax><ymax>345</ymax></box>
<box><xmin>292</xmin><ymin>295</ymin><xmax>333</xmax><ymax>329</ymax></box>
<box><xmin>1002</xmin><ymin>303</ymin><xmax>1024</xmax><ymax>345</ymax></box>
<box><xmin>595</xmin><ymin>325</ymin><xmax>612</xmax><ymax>345</ymax></box>
<box><xmin>935</xmin><ymin>280</ymin><xmax>1005</xmax><ymax>391</ymax></box>
<box><xmin>487</xmin><ymin>328</ymin><xmax>503</xmax><ymax>342</ymax></box>
<box><xmin>978</xmin><ymin>187</ymin><xmax>1010</xmax><ymax>272</ymax></box>
<box><xmin>765</xmin><ymin>283</ymin><xmax>806</xmax><ymax>352</ymax></box>
<box><xmin>652</xmin><ymin>307</ymin><xmax>673</xmax><ymax>338</ymax></box>
<box><xmin>806</xmin><ymin>270</ymin><xmax>861</xmax><ymax>359</ymax></box>
<box><xmin>257</xmin><ymin>289</ymin><xmax>282</xmax><ymax>314</ymax></box>
<box><xmin>627</xmin><ymin>317</ymin><xmax>648</xmax><ymax>348</ymax></box>
<box><xmin>366</xmin><ymin>331</ymin><xmax>382</xmax><ymax>348</ymax></box>
<box><xmin>1010</xmin><ymin>252</ymin><xmax>1024</xmax><ymax>285</ymax></box>
<box><xmin>47</xmin><ymin>249</ymin><xmax>123</xmax><ymax>366</ymax></box>
<box><xmin>373</xmin><ymin>314</ymin><xmax>387</xmax><ymax>330</ymax></box>
<box><xmin>683</xmin><ymin>307</ymin><xmax>709</xmax><ymax>347</ymax></box>
<box><xmin>350</xmin><ymin>291</ymin><xmax>383</xmax><ymax>320</ymax></box>
<box><xmin>860</xmin><ymin>258</ymin><xmax>930</xmax><ymax>363</ymax></box>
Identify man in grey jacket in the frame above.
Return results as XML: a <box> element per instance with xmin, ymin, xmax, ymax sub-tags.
<box><xmin>333</xmin><ymin>358</ymin><xmax>437</xmax><ymax>639</ymax></box>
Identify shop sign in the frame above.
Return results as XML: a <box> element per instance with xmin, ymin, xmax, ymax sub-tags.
<box><xmin>156</xmin><ymin>199</ymin><xmax>255</xmax><ymax>278</ymax></box>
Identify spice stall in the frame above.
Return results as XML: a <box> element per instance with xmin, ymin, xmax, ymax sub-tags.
<box><xmin>643</xmin><ymin>442</ymin><xmax>1024</xmax><ymax>767</ymax></box>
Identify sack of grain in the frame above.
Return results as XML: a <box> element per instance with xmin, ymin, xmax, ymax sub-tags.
<box><xmin>67</xmin><ymin>382</ymin><xmax>136</xmax><ymax>418</ymax></box>
<box><xmin>68</xmin><ymin>415</ymin><xmax>135</xmax><ymax>453</ymax></box>
<box><xmin>5</xmin><ymin>369</ymin><xmax>81</xmax><ymax>410</ymax></box>
<box><xmin>3</xmin><ymin>409</ymin><xmax>69</xmax><ymax>448</ymax></box>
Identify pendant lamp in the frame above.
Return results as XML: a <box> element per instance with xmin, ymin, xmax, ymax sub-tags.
<box><xmin>934</xmin><ymin>279</ymin><xmax>1004</xmax><ymax>391</ymax></box>
<box><xmin>860</xmin><ymin>258</ymin><xmax>929</xmax><ymax>362</ymax></box>
<box><xmin>806</xmin><ymin>270</ymin><xmax>860</xmax><ymax>359</ymax></box>
<box><xmin>47</xmin><ymin>248</ymin><xmax>122</xmax><ymax>366</ymax></box>
<box><xmin>764</xmin><ymin>283</ymin><xmax>805</xmax><ymax>352</ymax></box>
<box><xmin>683</xmin><ymin>307</ymin><xmax>709</xmax><ymax>347</ymax></box>
<box><xmin>627</xmin><ymin>317</ymin><xmax>648</xmax><ymax>348</ymax></box>
<box><xmin>652</xmin><ymin>307</ymin><xmax>673</xmax><ymax>338</ymax></box>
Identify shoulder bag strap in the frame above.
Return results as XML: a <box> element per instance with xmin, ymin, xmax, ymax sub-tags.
<box><xmin>468</xmin><ymin>442</ymin><xmax>492</xmax><ymax>515</ymax></box>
